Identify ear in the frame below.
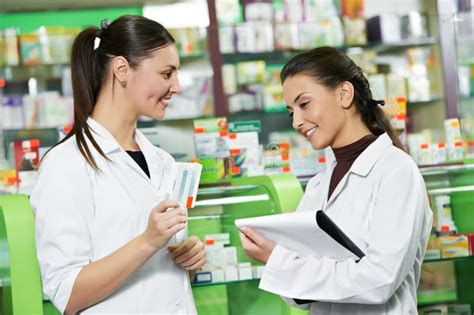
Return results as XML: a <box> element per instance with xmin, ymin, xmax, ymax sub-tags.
<box><xmin>111</xmin><ymin>56</ymin><xmax>130</xmax><ymax>86</ymax></box>
<box><xmin>339</xmin><ymin>81</ymin><xmax>355</xmax><ymax>110</ymax></box>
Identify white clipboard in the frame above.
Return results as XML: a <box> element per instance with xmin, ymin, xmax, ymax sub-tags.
<box><xmin>235</xmin><ymin>210</ymin><xmax>364</xmax><ymax>261</ymax></box>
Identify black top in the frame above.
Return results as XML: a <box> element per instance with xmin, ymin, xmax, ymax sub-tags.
<box><xmin>126</xmin><ymin>150</ymin><xmax>150</xmax><ymax>178</ymax></box>
<box><xmin>328</xmin><ymin>134</ymin><xmax>378</xmax><ymax>199</ymax></box>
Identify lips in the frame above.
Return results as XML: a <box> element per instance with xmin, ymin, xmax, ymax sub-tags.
<box><xmin>303</xmin><ymin>127</ymin><xmax>317</xmax><ymax>140</ymax></box>
<box><xmin>159</xmin><ymin>97</ymin><xmax>171</xmax><ymax>107</ymax></box>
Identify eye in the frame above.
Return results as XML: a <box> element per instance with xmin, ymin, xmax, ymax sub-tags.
<box><xmin>299</xmin><ymin>101</ymin><xmax>309</xmax><ymax>109</ymax></box>
<box><xmin>163</xmin><ymin>71</ymin><xmax>172</xmax><ymax>79</ymax></box>
<box><xmin>288</xmin><ymin>112</ymin><xmax>294</xmax><ymax>118</ymax></box>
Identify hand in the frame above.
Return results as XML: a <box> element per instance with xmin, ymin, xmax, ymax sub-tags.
<box><xmin>168</xmin><ymin>236</ymin><xmax>207</xmax><ymax>271</ymax></box>
<box><xmin>239</xmin><ymin>227</ymin><xmax>276</xmax><ymax>264</ymax></box>
<box><xmin>142</xmin><ymin>200</ymin><xmax>186</xmax><ymax>251</ymax></box>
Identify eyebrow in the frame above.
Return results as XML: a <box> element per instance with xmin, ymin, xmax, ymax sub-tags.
<box><xmin>293</xmin><ymin>92</ymin><xmax>306</xmax><ymax>104</ymax></box>
<box><xmin>163</xmin><ymin>65</ymin><xmax>180</xmax><ymax>71</ymax></box>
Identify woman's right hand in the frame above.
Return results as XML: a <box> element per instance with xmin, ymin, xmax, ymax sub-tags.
<box><xmin>142</xmin><ymin>200</ymin><xmax>187</xmax><ymax>251</ymax></box>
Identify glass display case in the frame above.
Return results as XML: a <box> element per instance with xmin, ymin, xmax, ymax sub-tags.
<box><xmin>417</xmin><ymin>163</ymin><xmax>474</xmax><ymax>309</ymax></box>
<box><xmin>454</xmin><ymin>9</ymin><xmax>474</xmax><ymax>160</ymax></box>
<box><xmin>189</xmin><ymin>174</ymin><xmax>304</xmax><ymax>315</ymax></box>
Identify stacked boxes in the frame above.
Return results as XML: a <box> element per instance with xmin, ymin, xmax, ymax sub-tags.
<box><xmin>193</xmin><ymin>233</ymin><xmax>265</xmax><ymax>285</ymax></box>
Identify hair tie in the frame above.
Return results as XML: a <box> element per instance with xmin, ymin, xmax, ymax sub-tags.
<box><xmin>366</xmin><ymin>99</ymin><xmax>385</xmax><ymax>107</ymax></box>
<box><xmin>94</xmin><ymin>18</ymin><xmax>110</xmax><ymax>51</ymax></box>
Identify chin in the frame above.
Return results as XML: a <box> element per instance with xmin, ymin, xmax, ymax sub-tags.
<box><xmin>150</xmin><ymin>110</ymin><xmax>167</xmax><ymax>120</ymax></box>
<box><xmin>310</xmin><ymin>138</ymin><xmax>329</xmax><ymax>151</ymax></box>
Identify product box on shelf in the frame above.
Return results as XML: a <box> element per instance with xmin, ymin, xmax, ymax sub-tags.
<box><xmin>366</xmin><ymin>14</ymin><xmax>402</xmax><ymax>43</ymax></box>
<box><xmin>216</xmin><ymin>0</ymin><xmax>243</xmax><ymax>25</ymax></box>
<box><xmin>343</xmin><ymin>18</ymin><xmax>367</xmax><ymax>46</ymax></box>
<box><xmin>194</xmin><ymin>117</ymin><xmax>230</xmax><ymax>159</ymax></box>
<box><xmin>13</xmin><ymin>139</ymin><xmax>40</xmax><ymax>195</ymax></box>
<box><xmin>273</xmin><ymin>22</ymin><xmax>299</xmax><ymax>51</ymax></box>
<box><xmin>439</xmin><ymin>235</ymin><xmax>470</xmax><ymax>258</ymax></box>
<box><xmin>3</xmin><ymin>28</ymin><xmax>20</xmax><ymax>66</ymax></box>
<box><xmin>219</xmin><ymin>25</ymin><xmax>236</xmax><ymax>53</ymax></box>
<box><xmin>244</xmin><ymin>2</ymin><xmax>273</xmax><ymax>21</ymax></box>
<box><xmin>465</xmin><ymin>233</ymin><xmax>474</xmax><ymax>256</ymax></box>
<box><xmin>227</xmin><ymin>120</ymin><xmax>262</xmax><ymax>177</ymax></box>
<box><xmin>341</xmin><ymin>0</ymin><xmax>364</xmax><ymax>18</ymax></box>
<box><xmin>400</xmin><ymin>12</ymin><xmax>429</xmax><ymax>40</ymax></box>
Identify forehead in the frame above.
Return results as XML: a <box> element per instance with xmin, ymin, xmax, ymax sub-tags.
<box><xmin>141</xmin><ymin>44</ymin><xmax>180</xmax><ymax>68</ymax></box>
<box><xmin>283</xmin><ymin>75</ymin><xmax>324</xmax><ymax>95</ymax></box>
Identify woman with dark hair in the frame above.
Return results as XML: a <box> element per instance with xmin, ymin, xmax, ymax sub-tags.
<box><xmin>239</xmin><ymin>47</ymin><xmax>432</xmax><ymax>314</ymax></box>
<box><xmin>31</xmin><ymin>15</ymin><xmax>205</xmax><ymax>314</ymax></box>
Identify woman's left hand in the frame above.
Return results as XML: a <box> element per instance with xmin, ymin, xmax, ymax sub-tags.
<box><xmin>168</xmin><ymin>236</ymin><xmax>206</xmax><ymax>271</ymax></box>
<box><xmin>239</xmin><ymin>227</ymin><xmax>276</xmax><ymax>264</ymax></box>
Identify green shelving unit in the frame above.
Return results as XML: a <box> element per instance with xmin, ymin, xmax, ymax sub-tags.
<box><xmin>189</xmin><ymin>174</ymin><xmax>305</xmax><ymax>315</ymax></box>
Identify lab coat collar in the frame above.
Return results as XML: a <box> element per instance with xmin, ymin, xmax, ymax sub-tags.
<box><xmin>86</xmin><ymin>117</ymin><xmax>163</xmax><ymax>159</ymax></box>
<box><xmin>350</xmin><ymin>133</ymin><xmax>393</xmax><ymax>177</ymax></box>
<box><xmin>86</xmin><ymin>117</ymin><xmax>121</xmax><ymax>155</ymax></box>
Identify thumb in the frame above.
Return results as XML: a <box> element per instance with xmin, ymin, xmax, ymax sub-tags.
<box><xmin>154</xmin><ymin>200</ymin><xmax>179</xmax><ymax>213</ymax></box>
<box><xmin>240</xmin><ymin>227</ymin><xmax>264</xmax><ymax>246</ymax></box>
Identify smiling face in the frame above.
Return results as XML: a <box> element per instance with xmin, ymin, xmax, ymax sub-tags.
<box><xmin>283</xmin><ymin>74</ymin><xmax>350</xmax><ymax>150</ymax></box>
<box><xmin>127</xmin><ymin>44</ymin><xmax>182</xmax><ymax>120</ymax></box>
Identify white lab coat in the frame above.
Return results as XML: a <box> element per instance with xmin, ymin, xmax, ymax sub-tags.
<box><xmin>260</xmin><ymin>133</ymin><xmax>433</xmax><ymax>315</ymax></box>
<box><xmin>31</xmin><ymin>118</ymin><xmax>197</xmax><ymax>314</ymax></box>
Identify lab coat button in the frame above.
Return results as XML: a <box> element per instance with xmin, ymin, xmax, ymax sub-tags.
<box><xmin>175</xmin><ymin>300</ymin><xmax>185</xmax><ymax>308</ymax></box>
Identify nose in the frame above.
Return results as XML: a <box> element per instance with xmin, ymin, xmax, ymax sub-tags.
<box><xmin>170</xmin><ymin>75</ymin><xmax>182</xmax><ymax>95</ymax></box>
<box><xmin>292</xmin><ymin>111</ymin><xmax>304</xmax><ymax>131</ymax></box>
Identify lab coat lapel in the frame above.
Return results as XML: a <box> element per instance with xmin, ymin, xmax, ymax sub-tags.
<box><xmin>325</xmin><ymin>133</ymin><xmax>394</xmax><ymax>208</ymax></box>
<box><xmin>86</xmin><ymin>117</ymin><xmax>155</xmax><ymax>188</ymax></box>
<box><xmin>134</xmin><ymin>129</ymin><xmax>177</xmax><ymax>196</ymax></box>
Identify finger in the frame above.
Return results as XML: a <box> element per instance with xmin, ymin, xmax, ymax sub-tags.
<box><xmin>239</xmin><ymin>232</ymin><xmax>260</xmax><ymax>254</ymax></box>
<box><xmin>185</xmin><ymin>255</ymin><xmax>207</xmax><ymax>271</ymax></box>
<box><xmin>171</xmin><ymin>239</ymin><xmax>200</xmax><ymax>259</ymax></box>
<box><xmin>166</xmin><ymin>222</ymin><xmax>186</xmax><ymax>237</ymax></box>
<box><xmin>240</xmin><ymin>227</ymin><xmax>266</xmax><ymax>246</ymax></box>
<box><xmin>161</xmin><ymin>215</ymin><xmax>186</xmax><ymax>231</ymax></box>
<box><xmin>181</xmin><ymin>249</ymin><xmax>205</xmax><ymax>268</ymax></box>
<box><xmin>162</xmin><ymin>208</ymin><xmax>187</xmax><ymax>219</ymax></box>
<box><xmin>167</xmin><ymin>240</ymin><xmax>183</xmax><ymax>252</ymax></box>
<box><xmin>154</xmin><ymin>200</ymin><xmax>180</xmax><ymax>213</ymax></box>
<box><xmin>239</xmin><ymin>231</ymin><xmax>256</xmax><ymax>246</ymax></box>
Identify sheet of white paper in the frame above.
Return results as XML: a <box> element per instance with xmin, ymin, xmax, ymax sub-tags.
<box><xmin>235</xmin><ymin>211</ymin><xmax>358</xmax><ymax>260</ymax></box>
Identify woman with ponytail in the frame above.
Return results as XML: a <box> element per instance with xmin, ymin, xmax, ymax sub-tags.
<box><xmin>239</xmin><ymin>47</ymin><xmax>433</xmax><ymax>314</ymax></box>
<box><xmin>31</xmin><ymin>15</ymin><xmax>204</xmax><ymax>314</ymax></box>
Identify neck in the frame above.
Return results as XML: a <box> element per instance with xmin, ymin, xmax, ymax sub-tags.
<box><xmin>331</xmin><ymin>116</ymin><xmax>373</xmax><ymax>149</ymax></box>
<box><xmin>91</xmin><ymin>84</ymin><xmax>139</xmax><ymax>151</ymax></box>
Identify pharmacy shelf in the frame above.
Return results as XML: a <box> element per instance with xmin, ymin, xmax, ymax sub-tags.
<box><xmin>194</xmin><ymin>194</ymin><xmax>270</xmax><ymax>207</ymax></box>
<box><xmin>2</xmin><ymin>53</ymin><xmax>208</xmax><ymax>83</ymax></box>
<box><xmin>197</xmin><ymin>185</ymin><xmax>259</xmax><ymax>196</ymax></box>
<box><xmin>460</xmin><ymin>96</ymin><xmax>474</xmax><ymax>101</ymax></box>
<box><xmin>221</xmin><ymin>37</ymin><xmax>438</xmax><ymax>64</ymax></box>
<box><xmin>2</xmin><ymin>0</ymin><xmax>145</xmax><ymax>12</ymax></box>
<box><xmin>407</xmin><ymin>97</ymin><xmax>443</xmax><ymax>105</ymax></box>
<box><xmin>3</xmin><ymin>63</ymin><xmax>67</xmax><ymax>83</ymax></box>
<box><xmin>424</xmin><ymin>256</ymin><xmax>474</xmax><ymax>263</ymax></box>
<box><xmin>419</xmin><ymin>163</ymin><xmax>474</xmax><ymax>176</ymax></box>
<box><xmin>417</xmin><ymin>289</ymin><xmax>458</xmax><ymax>306</ymax></box>
<box><xmin>365</xmin><ymin>37</ymin><xmax>438</xmax><ymax>53</ymax></box>
<box><xmin>428</xmin><ymin>185</ymin><xmax>474</xmax><ymax>196</ymax></box>
<box><xmin>192</xmin><ymin>278</ymin><xmax>259</xmax><ymax>288</ymax></box>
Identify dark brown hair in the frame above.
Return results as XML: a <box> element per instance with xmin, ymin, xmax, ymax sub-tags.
<box><xmin>281</xmin><ymin>46</ymin><xmax>403</xmax><ymax>150</ymax></box>
<box><xmin>48</xmin><ymin>15</ymin><xmax>175</xmax><ymax>170</ymax></box>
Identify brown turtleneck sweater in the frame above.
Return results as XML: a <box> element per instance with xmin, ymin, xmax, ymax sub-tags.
<box><xmin>328</xmin><ymin>134</ymin><xmax>378</xmax><ymax>199</ymax></box>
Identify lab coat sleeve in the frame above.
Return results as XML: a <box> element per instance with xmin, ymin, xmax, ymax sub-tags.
<box><xmin>275</xmin><ymin>174</ymin><xmax>319</xmax><ymax>310</ymax></box>
<box><xmin>280</xmin><ymin>296</ymin><xmax>311</xmax><ymax>310</ymax></box>
<box><xmin>31</xmin><ymin>149</ymin><xmax>94</xmax><ymax>313</ymax></box>
<box><xmin>259</xmin><ymin>164</ymin><xmax>431</xmax><ymax>304</ymax></box>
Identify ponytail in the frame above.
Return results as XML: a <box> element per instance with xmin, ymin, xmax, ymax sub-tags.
<box><xmin>44</xmin><ymin>15</ymin><xmax>175</xmax><ymax>170</ymax></box>
<box><xmin>281</xmin><ymin>47</ymin><xmax>404</xmax><ymax>150</ymax></box>
<box><xmin>350</xmin><ymin>71</ymin><xmax>404</xmax><ymax>150</ymax></box>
